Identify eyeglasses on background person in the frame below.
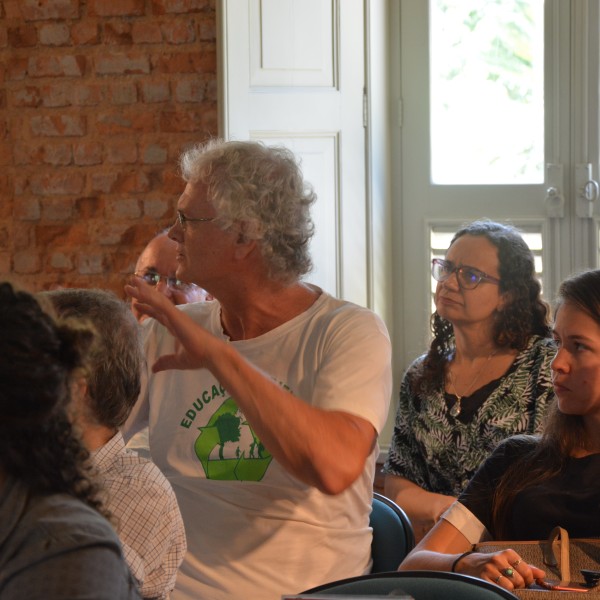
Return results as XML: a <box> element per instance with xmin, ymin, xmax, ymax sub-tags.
<box><xmin>431</xmin><ymin>258</ymin><xmax>500</xmax><ymax>290</ymax></box>
<box><xmin>132</xmin><ymin>270</ymin><xmax>199</xmax><ymax>292</ymax></box>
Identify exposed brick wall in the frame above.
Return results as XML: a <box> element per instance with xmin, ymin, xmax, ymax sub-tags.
<box><xmin>0</xmin><ymin>0</ymin><xmax>217</xmax><ymax>296</ymax></box>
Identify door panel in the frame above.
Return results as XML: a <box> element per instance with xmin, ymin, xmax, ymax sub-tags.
<box><xmin>219</xmin><ymin>0</ymin><xmax>369</xmax><ymax>305</ymax></box>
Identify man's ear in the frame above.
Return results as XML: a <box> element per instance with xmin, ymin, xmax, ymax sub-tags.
<box><xmin>233</xmin><ymin>222</ymin><xmax>258</xmax><ymax>259</ymax></box>
<box><xmin>234</xmin><ymin>235</ymin><xmax>256</xmax><ymax>259</ymax></box>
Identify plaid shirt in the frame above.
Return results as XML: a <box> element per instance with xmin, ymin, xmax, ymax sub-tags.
<box><xmin>93</xmin><ymin>433</ymin><xmax>186</xmax><ymax>599</ymax></box>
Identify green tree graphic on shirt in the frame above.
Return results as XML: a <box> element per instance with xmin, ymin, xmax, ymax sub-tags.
<box><xmin>194</xmin><ymin>397</ymin><xmax>272</xmax><ymax>481</ymax></box>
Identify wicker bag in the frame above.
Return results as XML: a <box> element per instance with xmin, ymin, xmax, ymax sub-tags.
<box><xmin>475</xmin><ymin>527</ymin><xmax>600</xmax><ymax>599</ymax></box>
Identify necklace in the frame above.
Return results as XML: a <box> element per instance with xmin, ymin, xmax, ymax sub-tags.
<box><xmin>447</xmin><ymin>350</ymin><xmax>498</xmax><ymax>417</ymax></box>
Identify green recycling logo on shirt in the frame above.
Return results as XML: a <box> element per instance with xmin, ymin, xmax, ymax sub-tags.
<box><xmin>194</xmin><ymin>397</ymin><xmax>272</xmax><ymax>481</ymax></box>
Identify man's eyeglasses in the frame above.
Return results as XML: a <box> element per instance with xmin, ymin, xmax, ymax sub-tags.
<box><xmin>133</xmin><ymin>271</ymin><xmax>197</xmax><ymax>291</ymax></box>
<box><xmin>176</xmin><ymin>211</ymin><xmax>215</xmax><ymax>229</ymax></box>
<box><xmin>431</xmin><ymin>258</ymin><xmax>500</xmax><ymax>290</ymax></box>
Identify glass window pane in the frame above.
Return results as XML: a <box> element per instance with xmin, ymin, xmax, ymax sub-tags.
<box><xmin>430</xmin><ymin>0</ymin><xmax>545</xmax><ymax>185</ymax></box>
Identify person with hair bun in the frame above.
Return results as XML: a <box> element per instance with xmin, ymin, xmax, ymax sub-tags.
<box><xmin>0</xmin><ymin>282</ymin><xmax>140</xmax><ymax>600</ymax></box>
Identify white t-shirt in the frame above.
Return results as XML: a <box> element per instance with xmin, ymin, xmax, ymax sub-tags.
<box><xmin>124</xmin><ymin>288</ymin><xmax>392</xmax><ymax>600</ymax></box>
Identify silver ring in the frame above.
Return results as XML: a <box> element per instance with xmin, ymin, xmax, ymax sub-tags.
<box><xmin>495</xmin><ymin>575</ymin><xmax>504</xmax><ymax>584</ymax></box>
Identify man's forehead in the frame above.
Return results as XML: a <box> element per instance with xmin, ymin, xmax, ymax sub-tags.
<box><xmin>136</xmin><ymin>235</ymin><xmax>178</xmax><ymax>273</ymax></box>
<box><xmin>179</xmin><ymin>181</ymin><xmax>210</xmax><ymax>209</ymax></box>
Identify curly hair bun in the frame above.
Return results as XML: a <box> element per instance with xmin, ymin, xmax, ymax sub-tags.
<box><xmin>0</xmin><ymin>282</ymin><xmax>93</xmax><ymax>424</ymax></box>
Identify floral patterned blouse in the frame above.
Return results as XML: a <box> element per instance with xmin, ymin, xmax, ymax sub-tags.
<box><xmin>383</xmin><ymin>336</ymin><xmax>556</xmax><ymax>496</ymax></box>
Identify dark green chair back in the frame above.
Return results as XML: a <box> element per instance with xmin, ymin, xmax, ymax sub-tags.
<box><xmin>370</xmin><ymin>492</ymin><xmax>415</xmax><ymax>572</ymax></box>
<box><xmin>302</xmin><ymin>570</ymin><xmax>519</xmax><ymax>599</ymax></box>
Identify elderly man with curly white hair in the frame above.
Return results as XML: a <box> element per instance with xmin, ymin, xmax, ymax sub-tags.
<box><xmin>124</xmin><ymin>139</ymin><xmax>392</xmax><ymax>600</ymax></box>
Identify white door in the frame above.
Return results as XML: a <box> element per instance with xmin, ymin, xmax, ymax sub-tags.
<box><xmin>395</xmin><ymin>0</ymin><xmax>600</xmax><ymax>370</ymax></box>
<box><xmin>218</xmin><ymin>0</ymin><xmax>371</xmax><ymax>306</ymax></box>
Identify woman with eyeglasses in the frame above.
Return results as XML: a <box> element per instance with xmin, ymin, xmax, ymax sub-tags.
<box><xmin>383</xmin><ymin>220</ymin><xmax>554</xmax><ymax>542</ymax></box>
<box><xmin>399</xmin><ymin>269</ymin><xmax>600</xmax><ymax>592</ymax></box>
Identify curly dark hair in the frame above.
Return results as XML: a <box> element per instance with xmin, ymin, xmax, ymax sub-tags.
<box><xmin>0</xmin><ymin>281</ymin><xmax>103</xmax><ymax>512</ymax></box>
<box><xmin>415</xmin><ymin>220</ymin><xmax>550</xmax><ymax>394</ymax></box>
<box><xmin>491</xmin><ymin>269</ymin><xmax>600</xmax><ymax>537</ymax></box>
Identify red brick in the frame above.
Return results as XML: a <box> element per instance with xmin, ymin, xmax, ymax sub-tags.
<box><xmin>14</xmin><ymin>250</ymin><xmax>41</xmax><ymax>274</ymax></box>
<box><xmin>6</xmin><ymin>58</ymin><xmax>27</xmax><ymax>81</ymax></box>
<box><xmin>11</xmin><ymin>86</ymin><xmax>41</xmax><ymax>108</ymax></box>
<box><xmin>38</xmin><ymin>23</ymin><xmax>70</xmax><ymax>46</ymax></box>
<box><xmin>29</xmin><ymin>172</ymin><xmax>85</xmax><ymax>195</ymax></box>
<box><xmin>104</xmin><ymin>22</ymin><xmax>133</xmax><ymax>45</ymax></box>
<box><xmin>90</xmin><ymin>172</ymin><xmax>118</xmax><ymax>194</ymax></box>
<box><xmin>8</xmin><ymin>25</ymin><xmax>37</xmax><ymax>47</ymax></box>
<box><xmin>42</xmin><ymin>143</ymin><xmax>72</xmax><ymax>166</ymax></box>
<box><xmin>198</xmin><ymin>15</ymin><xmax>216</xmax><ymax>41</ymax></box>
<box><xmin>0</xmin><ymin>226</ymin><xmax>10</xmax><ymax>250</ymax></box>
<box><xmin>161</xmin><ymin>20</ymin><xmax>196</xmax><ymax>44</ymax></box>
<box><xmin>75</xmin><ymin>197</ymin><xmax>104</xmax><ymax>219</ymax></box>
<box><xmin>174</xmin><ymin>78</ymin><xmax>204</xmax><ymax>103</ymax></box>
<box><xmin>152</xmin><ymin>0</ymin><xmax>211</xmax><ymax>15</ymax></box>
<box><xmin>132</xmin><ymin>22</ymin><xmax>162</xmax><ymax>44</ymax></box>
<box><xmin>13</xmin><ymin>175</ymin><xmax>28</xmax><ymax>196</ymax></box>
<box><xmin>0</xmin><ymin>142</ymin><xmax>11</xmax><ymax>165</ymax></box>
<box><xmin>40</xmin><ymin>83</ymin><xmax>71</xmax><ymax>107</ymax></box>
<box><xmin>154</xmin><ymin>51</ymin><xmax>212</xmax><ymax>73</ymax></box>
<box><xmin>88</xmin><ymin>0</ymin><xmax>145</xmax><ymax>17</ymax></box>
<box><xmin>141</xmin><ymin>143</ymin><xmax>168</xmax><ymax>164</ymax></box>
<box><xmin>90</xmin><ymin>222</ymin><xmax>128</xmax><ymax>245</ymax></box>
<box><xmin>49</xmin><ymin>251</ymin><xmax>74</xmax><ymax>271</ymax></box>
<box><xmin>13</xmin><ymin>222</ymin><xmax>34</xmax><ymax>249</ymax></box>
<box><xmin>95</xmin><ymin>53</ymin><xmax>150</xmax><ymax>75</ymax></box>
<box><xmin>106</xmin><ymin>140</ymin><xmax>138</xmax><ymax>164</ymax></box>
<box><xmin>78</xmin><ymin>252</ymin><xmax>105</xmax><ymax>274</ymax></box>
<box><xmin>110</xmin><ymin>82</ymin><xmax>137</xmax><ymax>105</ymax></box>
<box><xmin>30</xmin><ymin>115</ymin><xmax>86</xmax><ymax>136</ymax></box>
<box><xmin>0</xmin><ymin>253</ymin><xmax>10</xmax><ymax>275</ymax></box>
<box><xmin>28</xmin><ymin>55</ymin><xmax>86</xmax><ymax>78</ymax></box>
<box><xmin>38</xmin><ymin>222</ymin><xmax>89</xmax><ymax>247</ymax></box>
<box><xmin>41</xmin><ymin>198</ymin><xmax>74</xmax><ymax>220</ymax></box>
<box><xmin>162</xmin><ymin>169</ymin><xmax>185</xmax><ymax>194</ymax></box>
<box><xmin>205</xmin><ymin>78</ymin><xmax>217</xmax><ymax>101</ymax></box>
<box><xmin>71</xmin><ymin>22</ymin><xmax>100</xmax><ymax>45</ymax></box>
<box><xmin>14</xmin><ymin>143</ymin><xmax>44</xmax><ymax>165</ymax></box>
<box><xmin>96</xmin><ymin>112</ymin><xmax>155</xmax><ymax>135</ymax></box>
<box><xmin>72</xmin><ymin>84</ymin><xmax>104</xmax><ymax>106</ymax></box>
<box><xmin>115</xmin><ymin>171</ymin><xmax>151</xmax><ymax>194</ymax></box>
<box><xmin>14</xmin><ymin>197</ymin><xmax>41</xmax><ymax>220</ymax></box>
<box><xmin>19</xmin><ymin>0</ymin><xmax>80</xmax><ymax>21</ymax></box>
<box><xmin>14</xmin><ymin>142</ymin><xmax>71</xmax><ymax>166</ymax></box>
<box><xmin>108</xmin><ymin>198</ymin><xmax>142</xmax><ymax>219</ymax></box>
<box><xmin>159</xmin><ymin>109</ymin><xmax>204</xmax><ymax>132</ymax></box>
<box><xmin>73</xmin><ymin>141</ymin><xmax>103</xmax><ymax>165</ymax></box>
<box><xmin>143</xmin><ymin>197</ymin><xmax>171</xmax><ymax>218</ymax></box>
<box><xmin>203</xmin><ymin>106</ymin><xmax>218</xmax><ymax>132</ymax></box>
<box><xmin>140</xmin><ymin>81</ymin><xmax>170</xmax><ymax>103</ymax></box>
